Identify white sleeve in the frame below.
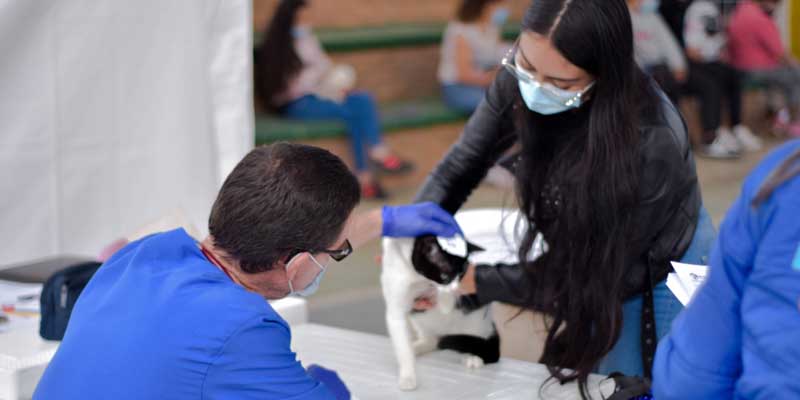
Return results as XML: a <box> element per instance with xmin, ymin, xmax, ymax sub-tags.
<box><xmin>683</xmin><ymin>2</ymin><xmax>707</xmax><ymax>50</ymax></box>
<box><xmin>656</xmin><ymin>15</ymin><xmax>687</xmax><ymax>71</ymax></box>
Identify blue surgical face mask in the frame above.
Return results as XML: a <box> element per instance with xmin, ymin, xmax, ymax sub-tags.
<box><xmin>639</xmin><ymin>0</ymin><xmax>661</xmax><ymax>14</ymax></box>
<box><xmin>292</xmin><ymin>25</ymin><xmax>312</xmax><ymax>39</ymax></box>
<box><xmin>491</xmin><ymin>7</ymin><xmax>511</xmax><ymax>27</ymax></box>
<box><xmin>518</xmin><ymin>78</ymin><xmax>594</xmax><ymax>115</ymax></box>
<box><xmin>286</xmin><ymin>253</ymin><xmax>327</xmax><ymax>297</ymax></box>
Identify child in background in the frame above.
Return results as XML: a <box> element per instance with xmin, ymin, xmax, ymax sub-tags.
<box><xmin>628</xmin><ymin>0</ymin><xmax>687</xmax><ymax>104</ymax></box>
<box><xmin>683</xmin><ymin>0</ymin><xmax>762</xmax><ymax>158</ymax></box>
<box><xmin>255</xmin><ymin>0</ymin><xmax>413</xmax><ymax>200</ymax></box>
<box><xmin>653</xmin><ymin>140</ymin><xmax>800</xmax><ymax>399</ymax></box>
<box><xmin>438</xmin><ymin>0</ymin><xmax>511</xmax><ymax>114</ymax></box>
<box><xmin>728</xmin><ymin>0</ymin><xmax>800</xmax><ymax>137</ymax></box>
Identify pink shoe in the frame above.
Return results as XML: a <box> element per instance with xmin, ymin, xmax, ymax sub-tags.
<box><xmin>773</xmin><ymin>108</ymin><xmax>791</xmax><ymax>136</ymax></box>
<box><xmin>789</xmin><ymin>123</ymin><xmax>800</xmax><ymax>138</ymax></box>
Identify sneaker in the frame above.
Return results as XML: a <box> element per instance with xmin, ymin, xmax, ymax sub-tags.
<box><xmin>716</xmin><ymin>128</ymin><xmax>743</xmax><ymax>154</ymax></box>
<box><xmin>360</xmin><ymin>180</ymin><xmax>388</xmax><ymax>200</ymax></box>
<box><xmin>699</xmin><ymin>135</ymin><xmax>741</xmax><ymax>160</ymax></box>
<box><xmin>732</xmin><ymin>125</ymin><xmax>763</xmax><ymax>152</ymax></box>
<box><xmin>773</xmin><ymin>108</ymin><xmax>791</xmax><ymax>136</ymax></box>
<box><xmin>368</xmin><ymin>155</ymin><xmax>415</xmax><ymax>176</ymax></box>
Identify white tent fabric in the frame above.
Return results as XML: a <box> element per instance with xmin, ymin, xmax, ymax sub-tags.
<box><xmin>0</xmin><ymin>0</ymin><xmax>253</xmax><ymax>266</ymax></box>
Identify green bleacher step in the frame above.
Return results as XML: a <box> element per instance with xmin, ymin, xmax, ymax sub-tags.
<box><xmin>254</xmin><ymin>21</ymin><xmax>521</xmax><ymax>53</ymax></box>
<box><xmin>256</xmin><ymin>98</ymin><xmax>467</xmax><ymax>144</ymax></box>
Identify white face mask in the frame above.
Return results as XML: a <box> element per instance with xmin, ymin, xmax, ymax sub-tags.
<box><xmin>518</xmin><ymin>77</ymin><xmax>594</xmax><ymax>115</ymax></box>
<box><xmin>285</xmin><ymin>253</ymin><xmax>326</xmax><ymax>297</ymax></box>
<box><xmin>501</xmin><ymin>41</ymin><xmax>594</xmax><ymax>115</ymax></box>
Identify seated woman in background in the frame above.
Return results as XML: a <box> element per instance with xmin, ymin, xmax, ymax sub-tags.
<box><xmin>728</xmin><ymin>0</ymin><xmax>800</xmax><ymax>138</ymax></box>
<box><xmin>682</xmin><ymin>0</ymin><xmax>762</xmax><ymax>158</ymax></box>
<box><xmin>627</xmin><ymin>0</ymin><xmax>687</xmax><ymax>104</ymax></box>
<box><xmin>653</xmin><ymin>140</ymin><xmax>800</xmax><ymax>399</ymax></box>
<box><xmin>255</xmin><ymin>0</ymin><xmax>413</xmax><ymax>199</ymax></box>
<box><xmin>438</xmin><ymin>0</ymin><xmax>511</xmax><ymax>114</ymax></box>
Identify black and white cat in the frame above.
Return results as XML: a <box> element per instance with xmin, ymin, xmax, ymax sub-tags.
<box><xmin>381</xmin><ymin>236</ymin><xmax>500</xmax><ymax>391</ymax></box>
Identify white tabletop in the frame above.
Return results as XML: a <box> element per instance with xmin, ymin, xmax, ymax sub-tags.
<box><xmin>291</xmin><ymin>323</ymin><xmax>614</xmax><ymax>400</ymax></box>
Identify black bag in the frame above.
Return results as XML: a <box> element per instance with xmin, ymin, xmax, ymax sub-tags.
<box><xmin>605</xmin><ymin>373</ymin><xmax>653</xmax><ymax>400</ymax></box>
<box><xmin>39</xmin><ymin>261</ymin><xmax>101</xmax><ymax>341</ymax></box>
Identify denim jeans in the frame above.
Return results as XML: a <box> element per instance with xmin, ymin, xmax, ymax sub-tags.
<box><xmin>596</xmin><ymin>207</ymin><xmax>717</xmax><ymax>376</ymax></box>
<box><xmin>282</xmin><ymin>91</ymin><xmax>382</xmax><ymax>171</ymax></box>
<box><xmin>441</xmin><ymin>83</ymin><xmax>486</xmax><ymax>114</ymax></box>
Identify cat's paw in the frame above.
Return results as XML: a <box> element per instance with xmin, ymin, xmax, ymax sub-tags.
<box><xmin>462</xmin><ymin>355</ymin><xmax>484</xmax><ymax>369</ymax></box>
<box><xmin>398</xmin><ymin>374</ymin><xmax>418</xmax><ymax>391</ymax></box>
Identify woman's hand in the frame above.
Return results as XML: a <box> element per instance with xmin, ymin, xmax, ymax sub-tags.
<box><xmin>458</xmin><ymin>264</ymin><xmax>477</xmax><ymax>295</ymax></box>
<box><xmin>381</xmin><ymin>202</ymin><xmax>462</xmax><ymax>238</ymax></box>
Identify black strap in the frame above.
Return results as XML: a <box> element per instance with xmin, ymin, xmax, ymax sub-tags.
<box><xmin>640</xmin><ymin>257</ymin><xmax>658</xmax><ymax>379</ymax></box>
<box><xmin>605</xmin><ymin>373</ymin><xmax>652</xmax><ymax>400</ymax></box>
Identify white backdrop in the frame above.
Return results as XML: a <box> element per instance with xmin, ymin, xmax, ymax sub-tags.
<box><xmin>0</xmin><ymin>0</ymin><xmax>254</xmax><ymax>266</ymax></box>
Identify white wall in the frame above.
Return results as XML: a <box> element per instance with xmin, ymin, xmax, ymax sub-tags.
<box><xmin>0</xmin><ymin>0</ymin><xmax>253</xmax><ymax>266</ymax></box>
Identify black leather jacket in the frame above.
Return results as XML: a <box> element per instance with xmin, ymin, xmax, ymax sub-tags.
<box><xmin>414</xmin><ymin>69</ymin><xmax>701</xmax><ymax>307</ymax></box>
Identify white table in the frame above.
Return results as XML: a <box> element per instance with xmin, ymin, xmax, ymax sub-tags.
<box><xmin>292</xmin><ymin>324</ymin><xmax>614</xmax><ymax>400</ymax></box>
<box><xmin>0</xmin><ymin>298</ymin><xmax>308</xmax><ymax>400</ymax></box>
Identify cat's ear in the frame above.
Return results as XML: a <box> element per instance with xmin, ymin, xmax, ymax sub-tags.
<box><xmin>466</xmin><ymin>241</ymin><xmax>485</xmax><ymax>254</ymax></box>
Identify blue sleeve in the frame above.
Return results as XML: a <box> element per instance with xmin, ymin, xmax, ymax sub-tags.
<box><xmin>652</xmin><ymin>193</ymin><xmax>753</xmax><ymax>399</ymax></box>
<box><xmin>735</xmin><ymin>177</ymin><xmax>800</xmax><ymax>397</ymax></box>
<box><xmin>202</xmin><ymin>316</ymin><xmax>335</xmax><ymax>400</ymax></box>
<box><xmin>653</xmin><ymin>141</ymin><xmax>800</xmax><ymax>399</ymax></box>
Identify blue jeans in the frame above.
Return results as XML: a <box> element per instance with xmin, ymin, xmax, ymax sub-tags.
<box><xmin>282</xmin><ymin>92</ymin><xmax>382</xmax><ymax>171</ymax></box>
<box><xmin>596</xmin><ymin>207</ymin><xmax>717</xmax><ymax>376</ymax></box>
<box><xmin>441</xmin><ymin>83</ymin><xmax>486</xmax><ymax>114</ymax></box>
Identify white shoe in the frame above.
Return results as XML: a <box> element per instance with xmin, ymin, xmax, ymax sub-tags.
<box><xmin>732</xmin><ymin>125</ymin><xmax>763</xmax><ymax>152</ymax></box>
<box><xmin>716</xmin><ymin>128</ymin><xmax>743</xmax><ymax>154</ymax></box>
<box><xmin>700</xmin><ymin>135</ymin><xmax>741</xmax><ymax>160</ymax></box>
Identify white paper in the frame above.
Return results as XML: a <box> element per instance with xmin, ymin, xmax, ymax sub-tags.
<box><xmin>0</xmin><ymin>280</ymin><xmax>43</xmax><ymax>313</ymax></box>
<box><xmin>667</xmin><ymin>262</ymin><xmax>709</xmax><ymax>306</ymax></box>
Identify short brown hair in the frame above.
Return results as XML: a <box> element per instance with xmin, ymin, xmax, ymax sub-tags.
<box><xmin>209</xmin><ymin>143</ymin><xmax>360</xmax><ymax>273</ymax></box>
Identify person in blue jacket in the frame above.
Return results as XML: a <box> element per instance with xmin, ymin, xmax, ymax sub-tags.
<box><xmin>33</xmin><ymin>143</ymin><xmax>461</xmax><ymax>400</ymax></box>
<box><xmin>653</xmin><ymin>139</ymin><xmax>800</xmax><ymax>399</ymax></box>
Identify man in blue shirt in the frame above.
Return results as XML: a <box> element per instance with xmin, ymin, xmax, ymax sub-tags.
<box><xmin>34</xmin><ymin>143</ymin><xmax>462</xmax><ymax>399</ymax></box>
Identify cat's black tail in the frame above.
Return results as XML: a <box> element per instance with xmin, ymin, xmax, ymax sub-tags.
<box><xmin>437</xmin><ymin>332</ymin><xmax>500</xmax><ymax>364</ymax></box>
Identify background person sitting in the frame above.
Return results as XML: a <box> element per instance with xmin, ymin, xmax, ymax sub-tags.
<box><xmin>438</xmin><ymin>0</ymin><xmax>512</xmax><ymax>114</ymax></box>
<box><xmin>628</xmin><ymin>0</ymin><xmax>687</xmax><ymax>104</ymax></box>
<box><xmin>728</xmin><ymin>0</ymin><xmax>800</xmax><ymax>138</ymax></box>
<box><xmin>255</xmin><ymin>0</ymin><xmax>413</xmax><ymax>200</ymax></box>
<box><xmin>683</xmin><ymin>0</ymin><xmax>762</xmax><ymax>158</ymax></box>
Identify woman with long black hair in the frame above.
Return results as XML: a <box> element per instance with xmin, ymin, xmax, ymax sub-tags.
<box><xmin>410</xmin><ymin>0</ymin><xmax>716</xmax><ymax>396</ymax></box>
<box><xmin>255</xmin><ymin>0</ymin><xmax>413</xmax><ymax>199</ymax></box>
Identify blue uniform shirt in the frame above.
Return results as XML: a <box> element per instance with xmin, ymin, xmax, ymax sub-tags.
<box><xmin>34</xmin><ymin>229</ymin><xmax>334</xmax><ymax>400</ymax></box>
<box><xmin>653</xmin><ymin>140</ymin><xmax>800</xmax><ymax>399</ymax></box>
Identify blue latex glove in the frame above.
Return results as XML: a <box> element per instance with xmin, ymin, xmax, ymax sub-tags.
<box><xmin>382</xmin><ymin>202</ymin><xmax>462</xmax><ymax>238</ymax></box>
<box><xmin>307</xmin><ymin>364</ymin><xmax>350</xmax><ymax>400</ymax></box>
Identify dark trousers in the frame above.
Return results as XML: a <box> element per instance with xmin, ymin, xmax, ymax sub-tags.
<box><xmin>684</xmin><ymin>61</ymin><xmax>742</xmax><ymax>144</ymax></box>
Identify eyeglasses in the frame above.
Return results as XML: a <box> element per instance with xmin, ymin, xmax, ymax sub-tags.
<box><xmin>307</xmin><ymin>239</ymin><xmax>353</xmax><ymax>262</ymax></box>
<box><xmin>500</xmin><ymin>38</ymin><xmax>594</xmax><ymax>107</ymax></box>
<box><xmin>501</xmin><ymin>39</ymin><xmax>537</xmax><ymax>85</ymax></box>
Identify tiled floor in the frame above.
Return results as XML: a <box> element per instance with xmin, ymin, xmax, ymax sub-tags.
<box><xmin>303</xmin><ymin>123</ymin><xmax>790</xmax><ymax>335</ymax></box>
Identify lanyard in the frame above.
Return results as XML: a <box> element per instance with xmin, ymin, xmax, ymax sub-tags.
<box><xmin>200</xmin><ymin>246</ymin><xmax>235</xmax><ymax>282</ymax></box>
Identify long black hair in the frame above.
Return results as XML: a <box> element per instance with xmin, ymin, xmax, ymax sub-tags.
<box><xmin>254</xmin><ymin>0</ymin><xmax>307</xmax><ymax>111</ymax></box>
<box><xmin>512</xmin><ymin>0</ymin><xmax>657</xmax><ymax>397</ymax></box>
